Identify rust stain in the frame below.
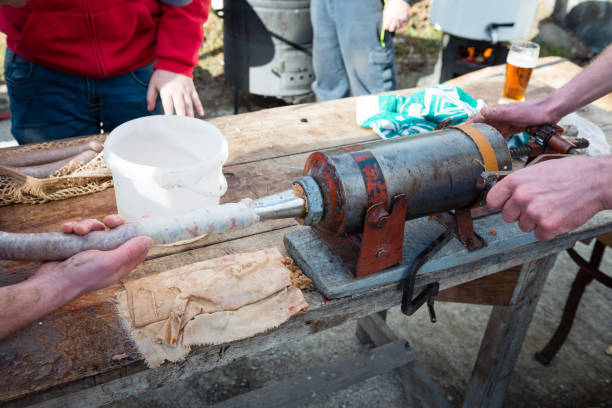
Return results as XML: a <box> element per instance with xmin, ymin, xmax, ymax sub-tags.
<box><xmin>304</xmin><ymin>152</ymin><xmax>346</xmax><ymax>237</ymax></box>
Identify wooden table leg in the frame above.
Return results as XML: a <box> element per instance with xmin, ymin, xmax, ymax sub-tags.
<box><xmin>463</xmin><ymin>254</ymin><xmax>557</xmax><ymax>408</ymax></box>
<box><xmin>357</xmin><ymin>313</ymin><xmax>452</xmax><ymax>408</ymax></box>
<box><xmin>356</xmin><ymin>310</ymin><xmax>387</xmax><ymax>344</ymax></box>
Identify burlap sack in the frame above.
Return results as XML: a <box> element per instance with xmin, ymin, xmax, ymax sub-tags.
<box><xmin>0</xmin><ymin>135</ymin><xmax>113</xmax><ymax>206</ymax></box>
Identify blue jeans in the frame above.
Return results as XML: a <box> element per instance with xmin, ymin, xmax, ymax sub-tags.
<box><xmin>311</xmin><ymin>0</ymin><xmax>397</xmax><ymax>101</ymax></box>
<box><xmin>4</xmin><ymin>49</ymin><xmax>164</xmax><ymax>144</ymax></box>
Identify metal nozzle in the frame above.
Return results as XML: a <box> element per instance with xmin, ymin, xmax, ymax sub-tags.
<box><xmin>252</xmin><ymin>176</ymin><xmax>324</xmax><ymax>226</ymax></box>
<box><xmin>253</xmin><ymin>190</ymin><xmax>306</xmax><ymax>220</ymax></box>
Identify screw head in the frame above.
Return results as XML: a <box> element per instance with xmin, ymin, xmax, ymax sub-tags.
<box><xmin>375</xmin><ymin>248</ymin><xmax>387</xmax><ymax>258</ymax></box>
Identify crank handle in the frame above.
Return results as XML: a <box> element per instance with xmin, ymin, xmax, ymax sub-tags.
<box><xmin>476</xmin><ymin>171</ymin><xmax>512</xmax><ymax>191</ymax></box>
<box><xmin>476</xmin><ymin>171</ymin><xmax>512</xmax><ymax>206</ymax></box>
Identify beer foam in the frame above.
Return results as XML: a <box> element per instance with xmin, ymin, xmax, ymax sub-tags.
<box><xmin>507</xmin><ymin>52</ymin><xmax>537</xmax><ymax>68</ymax></box>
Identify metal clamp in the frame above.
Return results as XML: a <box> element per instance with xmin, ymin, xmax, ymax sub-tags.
<box><xmin>401</xmin><ymin>229</ymin><xmax>453</xmax><ymax>321</ymax></box>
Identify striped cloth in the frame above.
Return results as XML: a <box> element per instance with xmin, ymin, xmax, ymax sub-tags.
<box><xmin>356</xmin><ymin>84</ymin><xmax>530</xmax><ymax>147</ymax></box>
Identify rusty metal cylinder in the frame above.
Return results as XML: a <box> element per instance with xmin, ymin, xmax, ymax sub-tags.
<box><xmin>302</xmin><ymin>123</ymin><xmax>511</xmax><ymax>237</ymax></box>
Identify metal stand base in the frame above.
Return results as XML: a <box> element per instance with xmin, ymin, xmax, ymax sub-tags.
<box><xmin>535</xmin><ymin>240</ymin><xmax>612</xmax><ymax>365</ymax></box>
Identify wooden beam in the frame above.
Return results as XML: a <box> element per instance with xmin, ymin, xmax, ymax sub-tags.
<box><xmin>356</xmin><ymin>314</ymin><xmax>452</xmax><ymax>408</ymax></box>
<box><xmin>463</xmin><ymin>255</ymin><xmax>557</xmax><ymax>408</ymax></box>
<box><xmin>436</xmin><ymin>266</ymin><xmax>522</xmax><ymax>306</ymax></box>
<box><xmin>355</xmin><ymin>311</ymin><xmax>387</xmax><ymax>345</ymax></box>
<box><xmin>6</xmin><ymin>212</ymin><xmax>611</xmax><ymax>406</ymax></box>
<box><xmin>210</xmin><ymin>340</ymin><xmax>415</xmax><ymax>408</ymax></box>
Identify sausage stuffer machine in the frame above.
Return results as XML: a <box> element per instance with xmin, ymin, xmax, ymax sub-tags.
<box><xmin>1</xmin><ymin>123</ymin><xmax>581</xmax><ymax>318</ymax></box>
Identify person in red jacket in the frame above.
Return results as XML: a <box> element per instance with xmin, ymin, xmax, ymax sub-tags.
<box><xmin>0</xmin><ymin>0</ymin><xmax>209</xmax><ymax>144</ymax></box>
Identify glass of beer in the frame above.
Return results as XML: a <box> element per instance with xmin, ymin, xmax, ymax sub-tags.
<box><xmin>501</xmin><ymin>41</ymin><xmax>540</xmax><ymax>102</ymax></box>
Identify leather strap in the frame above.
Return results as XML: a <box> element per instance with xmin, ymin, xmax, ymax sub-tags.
<box><xmin>453</xmin><ymin>124</ymin><xmax>499</xmax><ymax>171</ymax></box>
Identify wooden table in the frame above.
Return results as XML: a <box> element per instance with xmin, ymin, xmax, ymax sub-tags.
<box><xmin>1</xmin><ymin>57</ymin><xmax>611</xmax><ymax>407</ymax></box>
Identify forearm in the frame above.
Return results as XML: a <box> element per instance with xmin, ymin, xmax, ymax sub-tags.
<box><xmin>0</xmin><ymin>273</ymin><xmax>76</xmax><ymax>340</ymax></box>
<box><xmin>543</xmin><ymin>45</ymin><xmax>612</xmax><ymax>121</ymax></box>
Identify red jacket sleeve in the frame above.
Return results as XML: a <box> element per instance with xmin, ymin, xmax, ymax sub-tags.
<box><xmin>155</xmin><ymin>0</ymin><xmax>210</xmax><ymax>77</ymax></box>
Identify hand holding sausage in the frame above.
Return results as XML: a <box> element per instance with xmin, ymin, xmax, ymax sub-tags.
<box><xmin>0</xmin><ymin>215</ymin><xmax>151</xmax><ymax>340</ymax></box>
<box><xmin>38</xmin><ymin>215</ymin><xmax>152</xmax><ymax>298</ymax></box>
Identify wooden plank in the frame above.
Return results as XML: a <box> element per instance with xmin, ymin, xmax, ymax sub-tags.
<box><xmin>10</xmin><ymin>279</ymin><xmax>404</xmax><ymax>407</ymax></box>
<box><xmin>356</xmin><ymin>314</ymin><xmax>452</xmax><ymax>408</ymax></box>
<box><xmin>4</xmin><ymin>60</ymin><xmax>592</xmax><ymax>179</ymax></box>
<box><xmin>4</xmin><ymin>211</ymin><xmax>612</xmax><ymax>406</ymax></box>
<box><xmin>355</xmin><ymin>310</ymin><xmax>387</xmax><ymax>345</ymax></box>
<box><xmin>0</xmin><ymin>227</ymin><xmax>293</xmax><ymax>405</ymax></box>
<box><xmin>0</xmin><ymin>151</ymin><xmax>309</xmax><ymax>279</ymax></box>
<box><xmin>284</xmin><ymin>211</ymin><xmax>612</xmax><ymax>299</ymax></box>
<box><xmin>356</xmin><ymin>313</ymin><xmax>397</xmax><ymax>348</ymax></box>
<box><xmin>208</xmin><ymin>88</ymin><xmax>422</xmax><ymax>166</ymax></box>
<box><xmin>462</xmin><ymin>255</ymin><xmax>558</xmax><ymax>408</ymax></box>
<box><xmin>0</xmin><ymin>151</ymin><xmax>307</xmax><ymax>236</ymax></box>
<box><xmin>436</xmin><ymin>265</ymin><xmax>522</xmax><ymax>306</ymax></box>
<box><xmin>211</xmin><ymin>340</ymin><xmax>415</xmax><ymax>408</ymax></box>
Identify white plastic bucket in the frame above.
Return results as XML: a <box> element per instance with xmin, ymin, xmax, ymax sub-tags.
<box><xmin>104</xmin><ymin>116</ymin><xmax>228</xmax><ymax>221</ymax></box>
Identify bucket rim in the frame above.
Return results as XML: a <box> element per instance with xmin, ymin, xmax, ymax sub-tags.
<box><xmin>103</xmin><ymin>116</ymin><xmax>229</xmax><ymax>177</ymax></box>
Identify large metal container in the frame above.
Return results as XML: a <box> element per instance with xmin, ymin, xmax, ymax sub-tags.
<box><xmin>303</xmin><ymin>124</ymin><xmax>511</xmax><ymax>236</ymax></box>
<box><xmin>430</xmin><ymin>0</ymin><xmax>538</xmax><ymax>42</ymax></box>
<box><xmin>223</xmin><ymin>0</ymin><xmax>314</xmax><ymax>98</ymax></box>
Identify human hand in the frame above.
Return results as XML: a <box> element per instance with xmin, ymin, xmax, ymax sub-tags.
<box><xmin>34</xmin><ymin>215</ymin><xmax>152</xmax><ymax>299</ymax></box>
<box><xmin>147</xmin><ymin>69</ymin><xmax>204</xmax><ymax>117</ymax></box>
<box><xmin>487</xmin><ymin>156</ymin><xmax>610</xmax><ymax>241</ymax></box>
<box><xmin>468</xmin><ymin>98</ymin><xmax>560</xmax><ymax>138</ymax></box>
<box><xmin>382</xmin><ymin>0</ymin><xmax>411</xmax><ymax>32</ymax></box>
